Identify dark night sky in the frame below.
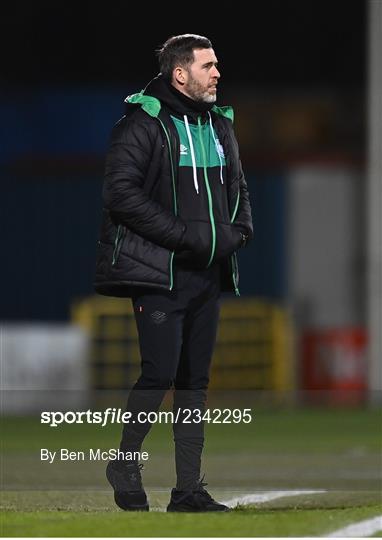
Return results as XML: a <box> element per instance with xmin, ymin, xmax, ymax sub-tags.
<box><xmin>2</xmin><ymin>1</ymin><xmax>366</xmax><ymax>87</ymax></box>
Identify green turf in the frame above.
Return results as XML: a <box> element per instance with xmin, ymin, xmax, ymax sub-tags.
<box><xmin>1</xmin><ymin>489</ymin><xmax>381</xmax><ymax>513</ymax></box>
<box><xmin>2</xmin><ymin>407</ymin><xmax>381</xmax><ymax>453</ymax></box>
<box><xmin>2</xmin><ymin>505</ymin><xmax>381</xmax><ymax>537</ymax></box>
<box><xmin>1</xmin><ymin>407</ymin><xmax>381</xmax><ymax>536</ymax></box>
<box><xmin>2</xmin><ymin>407</ymin><xmax>381</xmax><ymax>491</ymax></box>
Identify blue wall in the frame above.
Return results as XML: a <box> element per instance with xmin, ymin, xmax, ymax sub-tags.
<box><xmin>0</xmin><ymin>86</ymin><xmax>134</xmax><ymax>165</ymax></box>
<box><xmin>2</xmin><ymin>172</ymin><xmax>286</xmax><ymax>321</ymax></box>
<box><xmin>1</xmin><ymin>88</ymin><xmax>287</xmax><ymax>320</ymax></box>
<box><xmin>3</xmin><ymin>174</ymin><xmax>103</xmax><ymax>320</ymax></box>
<box><xmin>242</xmin><ymin>172</ymin><xmax>287</xmax><ymax>300</ymax></box>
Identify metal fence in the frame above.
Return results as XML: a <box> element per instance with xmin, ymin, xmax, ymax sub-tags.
<box><xmin>72</xmin><ymin>296</ymin><xmax>294</xmax><ymax>392</ymax></box>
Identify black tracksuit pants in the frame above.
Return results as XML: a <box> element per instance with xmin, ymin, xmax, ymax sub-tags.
<box><xmin>119</xmin><ymin>263</ymin><xmax>221</xmax><ymax>490</ymax></box>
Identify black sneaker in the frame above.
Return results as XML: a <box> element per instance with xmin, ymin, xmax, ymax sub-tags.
<box><xmin>106</xmin><ymin>460</ymin><xmax>149</xmax><ymax>511</ymax></box>
<box><xmin>167</xmin><ymin>476</ymin><xmax>230</xmax><ymax>512</ymax></box>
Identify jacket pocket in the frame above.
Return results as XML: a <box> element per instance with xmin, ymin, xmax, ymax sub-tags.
<box><xmin>214</xmin><ymin>222</ymin><xmax>241</xmax><ymax>261</ymax></box>
<box><xmin>175</xmin><ymin>220</ymin><xmax>212</xmax><ymax>267</ymax></box>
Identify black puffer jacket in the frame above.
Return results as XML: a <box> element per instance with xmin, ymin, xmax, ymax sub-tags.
<box><xmin>94</xmin><ymin>76</ymin><xmax>253</xmax><ymax>297</ymax></box>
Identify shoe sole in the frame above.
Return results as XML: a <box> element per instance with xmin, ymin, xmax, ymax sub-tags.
<box><xmin>115</xmin><ymin>492</ymin><xmax>149</xmax><ymax>512</ymax></box>
<box><xmin>106</xmin><ymin>463</ymin><xmax>149</xmax><ymax>512</ymax></box>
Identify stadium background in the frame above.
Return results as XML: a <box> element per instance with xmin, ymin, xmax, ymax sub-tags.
<box><xmin>1</xmin><ymin>1</ymin><xmax>381</xmax><ymax>537</ymax></box>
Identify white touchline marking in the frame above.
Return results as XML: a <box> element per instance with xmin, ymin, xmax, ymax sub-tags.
<box><xmin>326</xmin><ymin>515</ymin><xmax>382</xmax><ymax>537</ymax></box>
<box><xmin>222</xmin><ymin>489</ymin><xmax>327</xmax><ymax>508</ymax></box>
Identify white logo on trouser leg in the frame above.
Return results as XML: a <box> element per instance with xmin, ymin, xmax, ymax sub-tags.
<box><xmin>150</xmin><ymin>311</ymin><xmax>168</xmax><ymax>324</ymax></box>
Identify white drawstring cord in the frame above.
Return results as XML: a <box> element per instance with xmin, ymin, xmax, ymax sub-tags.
<box><xmin>208</xmin><ymin>112</ymin><xmax>224</xmax><ymax>184</ymax></box>
<box><xmin>183</xmin><ymin>115</ymin><xmax>199</xmax><ymax>194</ymax></box>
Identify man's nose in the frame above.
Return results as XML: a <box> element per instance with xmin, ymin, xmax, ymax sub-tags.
<box><xmin>212</xmin><ymin>66</ymin><xmax>220</xmax><ymax>79</ymax></box>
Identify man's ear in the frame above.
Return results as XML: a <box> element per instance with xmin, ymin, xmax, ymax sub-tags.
<box><xmin>174</xmin><ymin>67</ymin><xmax>186</xmax><ymax>86</ymax></box>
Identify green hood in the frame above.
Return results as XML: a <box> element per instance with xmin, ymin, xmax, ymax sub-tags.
<box><xmin>125</xmin><ymin>93</ymin><xmax>161</xmax><ymax>117</ymax></box>
<box><xmin>125</xmin><ymin>90</ymin><xmax>234</xmax><ymax>122</ymax></box>
<box><xmin>212</xmin><ymin>105</ymin><xmax>234</xmax><ymax>122</ymax></box>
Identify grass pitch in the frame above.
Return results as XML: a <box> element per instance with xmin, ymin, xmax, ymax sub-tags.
<box><xmin>1</xmin><ymin>406</ymin><xmax>381</xmax><ymax>536</ymax></box>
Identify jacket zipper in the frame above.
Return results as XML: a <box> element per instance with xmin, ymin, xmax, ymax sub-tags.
<box><xmin>157</xmin><ymin>118</ymin><xmax>177</xmax><ymax>290</ymax></box>
<box><xmin>231</xmin><ymin>252</ymin><xmax>240</xmax><ymax>296</ymax></box>
<box><xmin>197</xmin><ymin>116</ymin><xmax>216</xmax><ymax>268</ymax></box>
<box><xmin>112</xmin><ymin>225</ymin><xmax>126</xmax><ymax>266</ymax></box>
<box><xmin>231</xmin><ymin>189</ymin><xmax>240</xmax><ymax>223</ymax></box>
<box><xmin>230</xmin><ymin>189</ymin><xmax>241</xmax><ymax>296</ymax></box>
<box><xmin>156</xmin><ymin>116</ymin><xmax>239</xmax><ymax>295</ymax></box>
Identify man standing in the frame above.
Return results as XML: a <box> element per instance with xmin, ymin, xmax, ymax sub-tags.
<box><xmin>95</xmin><ymin>34</ymin><xmax>253</xmax><ymax>512</ymax></box>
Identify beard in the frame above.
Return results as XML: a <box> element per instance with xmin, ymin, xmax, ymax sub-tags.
<box><xmin>185</xmin><ymin>74</ymin><xmax>217</xmax><ymax>103</ymax></box>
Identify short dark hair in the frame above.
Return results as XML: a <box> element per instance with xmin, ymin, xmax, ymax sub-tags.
<box><xmin>157</xmin><ymin>34</ymin><xmax>213</xmax><ymax>81</ymax></box>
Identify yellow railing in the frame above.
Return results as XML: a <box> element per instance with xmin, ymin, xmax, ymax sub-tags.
<box><xmin>72</xmin><ymin>296</ymin><xmax>294</xmax><ymax>391</ymax></box>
